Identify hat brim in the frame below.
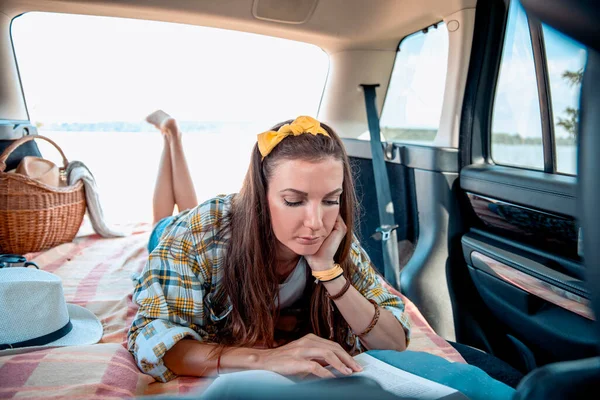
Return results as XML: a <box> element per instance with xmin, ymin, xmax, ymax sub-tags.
<box><xmin>0</xmin><ymin>303</ymin><xmax>103</xmax><ymax>356</ymax></box>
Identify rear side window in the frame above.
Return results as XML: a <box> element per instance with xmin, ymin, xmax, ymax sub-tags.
<box><xmin>11</xmin><ymin>12</ymin><xmax>329</xmax><ymax>223</ymax></box>
<box><xmin>377</xmin><ymin>23</ymin><xmax>449</xmax><ymax>144</ymax></box>
<box><xmin>491</xmin><ymin>1</ymin><xmax>544</xmax><ymax>170</ymax></box>
<box><xmin>491</xmin><ymin>0</ymin><xmax>586</xmax><ymax>175</ymax></box>
<box><xmin>543</xmin><ymin>25</ymin><xmax>586</xmax><ymax>175</ymax></box>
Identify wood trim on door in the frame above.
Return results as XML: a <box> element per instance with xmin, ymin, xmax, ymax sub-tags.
<box><xmin>472</xmin><ymin>252</ymin><xmax>594</xmax><ymax>321</ymax></box>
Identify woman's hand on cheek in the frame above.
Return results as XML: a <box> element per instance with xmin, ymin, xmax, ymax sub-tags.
<box><xmin>305</xmin><ymin>215</ymin><xmax>347</xmax><ymax>272</ymax></box>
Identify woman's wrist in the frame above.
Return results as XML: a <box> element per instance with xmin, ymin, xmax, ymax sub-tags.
<box><xmin>323</xmin><ymin>275</ymin><xmax>347</xmax><ymax>295</ymax></box>
<box><xmin>219</xmin><ymin>347</ymin><xmax>264</xmax><ymax>373</ymax></box>
<box><xmin>308</xmin><ymin>259</ymin><xmax>335</xmax><ymax>272</ymax></box>
<box><xmin>255</xmin><ymin>347</ymin><xmax>280</xmax><ymax>371</ymax></box>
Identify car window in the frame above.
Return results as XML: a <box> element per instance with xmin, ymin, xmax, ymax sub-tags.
<box><xmin>491</xmin><ymin>0</ymin><xmax>586</xmax><ymax>175</ymax></box>
<box><xmin>543</xmin><ymin>24</ymin><xmax>586</xmax><ymax>175</ymax></box>
<box><xmin>362</xmin><ymin>22</ymin><xmax>448</xmax><ymax>144</ymax></box>
<box><xmin>11</xmin><ymin>12</ymin><xmax>329</xmax><ymax>223</ymax></box>
<box><xmin>491</xmin><ymin>1</ymin><xmax>544</xmax><ymax>170</ymax></box>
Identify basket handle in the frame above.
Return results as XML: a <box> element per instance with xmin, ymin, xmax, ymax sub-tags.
<box><xmin>0</xmin><ymin>135</ymin><xmax>69</xmax><ymax>173</ymax></box>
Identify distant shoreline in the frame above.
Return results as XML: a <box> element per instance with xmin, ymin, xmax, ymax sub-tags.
<box><xmin>35</xmin><ymin>124</ymin><xmax>577</xmax><ymax>146</ymax></box>
<box><xmin>381</xmin><ymin>128</ymin><xmax>576</xmax><ymax>146</ymax></box>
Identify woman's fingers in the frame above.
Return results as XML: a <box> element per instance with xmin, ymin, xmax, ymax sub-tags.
<box><xmin>304</xmin><ymin>335</ymin><xmax>362</xmax><ymax>372</ymax></box>
<box><xmin>328</xmin><ymin>347</ymin><xmax>362</xmax><ymax>372</ymax></box>
<box><xmin>278</xmin><ymin>334</ymin><xmax>362</xmax><ymax>377</ymax></box>
<box><xmin>333</xmin><ymin>215</ymin><xmax>347</xmax><ymax>237</ymax></box>
<box><xmin>301</xmin><ymin>348</ymin><xmax>353</xmax><ymax>376</ymax></box>
<box><xmin>336</xmin><ymin>214</ymin><xmax>347</xmax><ymax>232</ymax></box>
<box><xmin>306</xmin><ymin>361</ymin><xmax>336</xmax><ymax>379</ymax></box>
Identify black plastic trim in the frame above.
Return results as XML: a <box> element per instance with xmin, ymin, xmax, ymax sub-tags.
<box><xmin>460</xmin><ymin>164</ymin><xmax>577</xmax><ymax>216</ymax></box>
<box><xmin>514</xmin><ymin>357</ymin><xmax>600</xmax><ymax>400</ymax></box>
<box><xmin>466</xmin><ymin>193</ymin><xmax>578</xmax><ymax>260</ymax></box>
<box><xmin>470</xmin><ymin>228</ymin><xmax>584</xmax><ymax>280</ymax></box>
<box><xmin>528</xmin><ymin>16</ymin><xmax>556</xmax><ymax>173</ymax></box>
<box><xmin>459</xmin><ymin>0</ymin><xmax>508</xmax><ymax>167</ymax></box>
<box><xmin>521</xmin><ymin>0</ymin><xmax>600</xmax><ymax>52</ymax></box>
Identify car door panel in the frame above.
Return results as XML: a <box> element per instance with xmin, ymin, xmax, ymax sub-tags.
<box><xmin>463</xmin><ymin>243</ymin><xmax>595</xmax><ymax>356</ymax></box>
<box><xmin>459</xmin><ymin>163</ymin><xmax>588</xmax><ymax>365</ymax></box>
<box><xmin>344</xmin><ymin>138</ymin><xmax>461</xmax><ymax>339</ymax></box>
<box><xmin>460</xmin><ymin>224</ymin><xmax>594</xmax><ymax>365</ymax></box>
<box><xmin>452</xmin><ymin>0</ymin><xmax>597</xmax><ymax>374</ymax></box>
<box><xmin>470</xmin><ymin>252</ymin><xmax>592</xmax><ymax>321</ymax></box>
<box><xmin>463</xmin><ymin>235</ymin><xmax>589</xmax><ymax>306</ymax></box>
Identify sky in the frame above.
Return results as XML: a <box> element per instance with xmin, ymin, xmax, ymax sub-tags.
<box><xmin>11</xmin><ymin>12</ymin><xmax>329</xmax><ymax>126</ymax></box>
<box><xmin>11</xmin><ymin>5</ymin><xmax>587</xmax><ymax>139</ymax></box>
<box><xmin>380</xmin><ymin>22</ymin><xmax>448</xmax><ymax>131</ymax></box>
<box><xmin>491</xmin><ymin>1</ymin><xmax>586</xmax><ymax>139</ymax></box>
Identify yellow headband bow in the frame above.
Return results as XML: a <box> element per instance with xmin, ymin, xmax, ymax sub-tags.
<box><xmin>257</xmin><ymin>116</ymin><xmax>330</xmax><ymax>158</ymax></box>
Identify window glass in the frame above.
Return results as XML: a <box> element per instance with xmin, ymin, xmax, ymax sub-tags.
<box><xmin>11</xmin><ymin>12</ymin><xmax>329</xmax><ymax>223</ymax></box>
<box><xmin>491</xmin><ymin>1</ymin><xmax>543</xmax><ymax>170</ymax></box>
<box><xmin>543</xmin><ymin>24</ymin><xmax>586</xmax><ymax>175</ymax></box>
<box><xmin>366</xmin><ymin>23</ymin><xmax>448</xmax><ymax>144</ymax></box>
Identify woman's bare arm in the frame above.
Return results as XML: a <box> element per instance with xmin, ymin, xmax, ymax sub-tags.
<box><xmin>163</xmin><ymin>339</ymin><xmax>260</xmax><ymax>377</ymax></box>
<box><xmin>162</xmin><ymin>334</ymin><xmax>363</xmax><ymax>378</ymax></box>
<box><xmin>323</xmin><ymin>276</ymin><xmax>407</xmax><ymax>351</ymax></box>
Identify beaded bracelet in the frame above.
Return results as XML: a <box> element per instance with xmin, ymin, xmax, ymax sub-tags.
<box><xmin>356</xmin><ymin>299</ymin><xmax>380</xmax><ymax>337</ymax></box>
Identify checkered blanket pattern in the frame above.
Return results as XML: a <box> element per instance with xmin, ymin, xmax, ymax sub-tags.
<box><xmin>0</xmin><ymin>221</ymin><xmax>464</xmax><ymax>399</ymax></box>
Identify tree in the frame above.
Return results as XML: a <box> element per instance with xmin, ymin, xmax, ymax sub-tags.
<box><xmin>556</xmin><ymin>68</ymin><xmax>583</xmax><ymax>139</ymax></box>
<box><xmin>562</xmin><ymin>69</ymin><xmax>583</xmax><ymax>86</ymax></box>
<box><xmin>557</xmin><ymin>107</ymin><xmax>578</xmax><ymax>138</ymax></box>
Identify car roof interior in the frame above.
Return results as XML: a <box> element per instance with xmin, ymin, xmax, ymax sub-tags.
<box><xmin>1</xmin><ymin>0</ymin><xmax>599</xmax><ymax>398</ymax></box>
<box><xmin>2</xmin><ymin>0</ymin><xmax>474</xmax><ymax>52</ymax></box>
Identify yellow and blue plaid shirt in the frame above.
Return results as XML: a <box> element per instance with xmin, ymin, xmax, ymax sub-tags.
<box><xmin>127</xmin><ymin>194</ymin><xmax>411</xmax><ymax>382</ymax></box>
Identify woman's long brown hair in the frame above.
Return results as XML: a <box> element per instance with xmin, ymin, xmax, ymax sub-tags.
<box><xmin>219</xmin><ymin>120</ymin><xmax>359</xmax><ymax>350</ymax></box>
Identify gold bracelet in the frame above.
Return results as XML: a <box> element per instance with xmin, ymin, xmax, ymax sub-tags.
<box><xmin>312</xmin><ymin>263</ymin><xmax>343</xmax><ymax>283</ymax></box>
<box><xmin>319</xmin><ymin>270</ymin><xmax>344</xmax><ymax>283</ymax></box>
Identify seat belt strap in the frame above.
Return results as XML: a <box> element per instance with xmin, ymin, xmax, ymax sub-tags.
<box><xmin>360</xmin><ymin>84</ymin><xmax>400</xmax><ymax>288</ymax></box>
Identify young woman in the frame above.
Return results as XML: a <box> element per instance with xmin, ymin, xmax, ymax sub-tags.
<box><xmin>127</xmin><ymin>111</ymin><xmax>516</xmax><ymax>400</ymax></box>
<box><xmin>127</xmin><ymin>111</ymin><xmax>410</xmax><ymax>382</ymax></box>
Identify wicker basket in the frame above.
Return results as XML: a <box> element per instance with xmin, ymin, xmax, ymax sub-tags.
<box><xmin>0</xmin><ymin>135</ymin><xmax>86</xmax><ymax>254</ymax></box>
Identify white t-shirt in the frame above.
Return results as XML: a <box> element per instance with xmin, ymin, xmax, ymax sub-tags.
<box><xmin>278</xmin><ymin>258</ymin><xmax>308</xmax><ymax>309</ymax></box>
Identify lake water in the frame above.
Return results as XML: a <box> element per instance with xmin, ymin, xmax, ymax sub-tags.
<box><xmin>33</xmin><ymin>131</ymin><xmax>577</xmax><ymax>224</ymax></box>
<box><xmin>492</xmin><ymin>143</ymin><xmax>576</xmax><ymax>175</ymax></box>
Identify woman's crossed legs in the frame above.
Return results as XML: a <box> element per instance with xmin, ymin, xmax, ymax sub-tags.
<box><xmin>146</xmin><ymin>110</ymin><xmax>199</xmax><ymax>225</ymax></box>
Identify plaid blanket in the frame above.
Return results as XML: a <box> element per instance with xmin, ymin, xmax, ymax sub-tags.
<box><xmin>0</xmin><ymin>220</ymin><xmax>464</xmax><ymax>399</ymax></box>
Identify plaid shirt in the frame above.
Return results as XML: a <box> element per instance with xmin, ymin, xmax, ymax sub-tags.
<box><xmin>127</xmin><ymin>194</ymin><xmax>411</xmax><ymax>382</ymax></box>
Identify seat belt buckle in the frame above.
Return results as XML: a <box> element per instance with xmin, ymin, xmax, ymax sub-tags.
<box><xmin>372</xmin><ymin>225</ymin><xmax>399</xmax><ymax>242</ymax></box>
<box><xmin>384</xmin><ymin>142</ymin><xmax>397</xmax><ymax>161</ymax></box>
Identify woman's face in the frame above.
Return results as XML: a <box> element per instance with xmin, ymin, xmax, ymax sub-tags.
<box><xmin>267</xmin><ymin>157</ymin><xmax>344</xmax><ymax>259</ymax></box>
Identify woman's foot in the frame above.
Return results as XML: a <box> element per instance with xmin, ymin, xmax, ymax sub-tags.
<box><xmin>146</xmin><ymin>110</ymin><xmax>180</xmax><ymax>139</ymax></box>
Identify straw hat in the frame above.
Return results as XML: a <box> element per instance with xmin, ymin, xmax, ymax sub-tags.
<box><xmin>0</xmin><ymin>268</ymin><xmax>103</xmax><ymax>356</ymax></box>
<box><xmin>8</xmin><ymin>156</ymin><xmax>61</xmax><ymax>187</ymax></box>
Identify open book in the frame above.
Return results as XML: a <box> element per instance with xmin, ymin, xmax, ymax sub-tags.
<box><xmin>218</xmin><ymin>353</ymin><xmax>468</xmax><ymax>399</ymax></box>
<box><xmin>330</xmin><ymin>353</ymin><xmax>469</xmax><ymax>400</ymax></box>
